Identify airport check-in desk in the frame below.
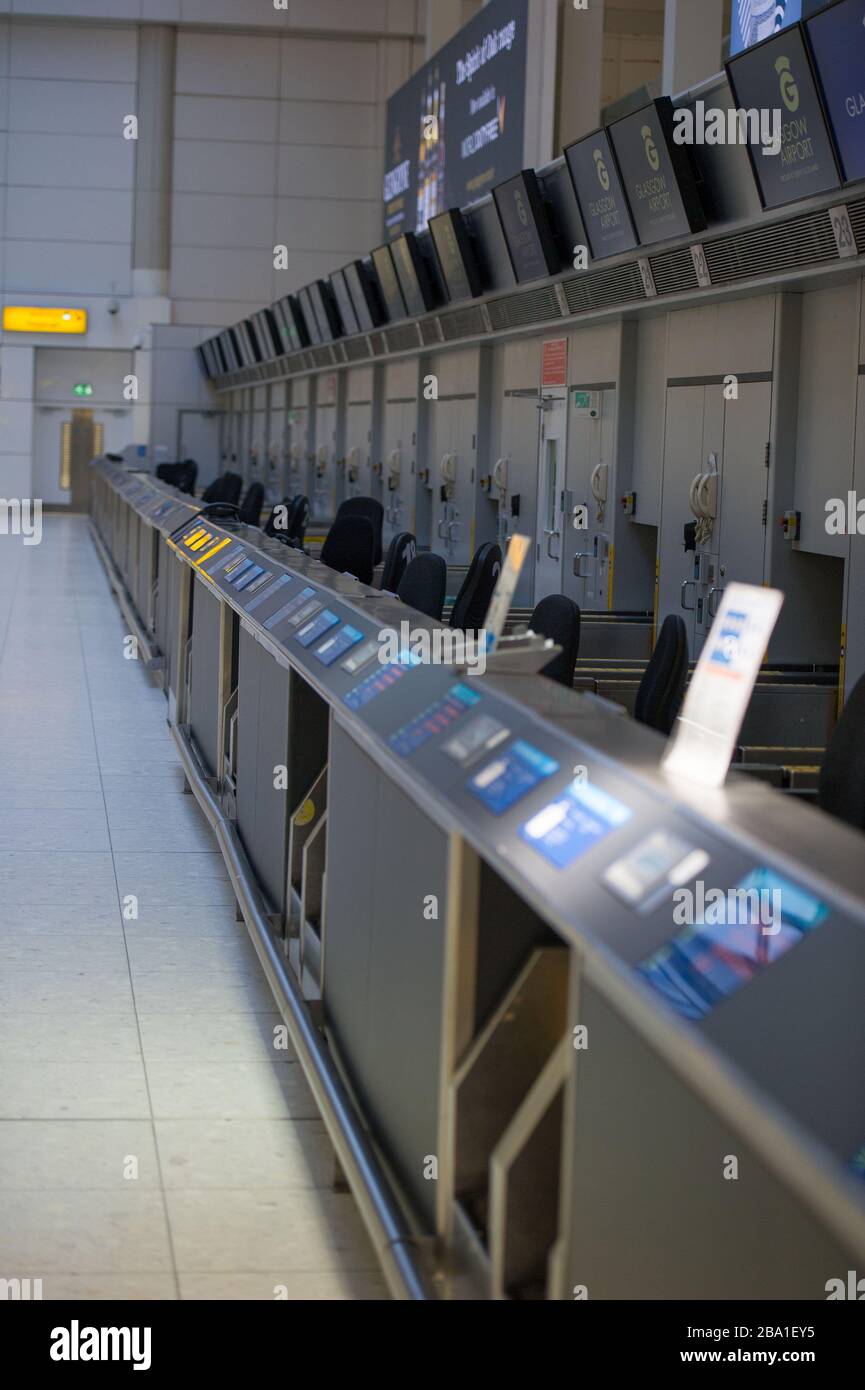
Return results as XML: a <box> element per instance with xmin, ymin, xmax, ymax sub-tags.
<box><xmin>91</xmin><ymin>456</ymin><xmax>865</xmax><ymax>1301</ymax></box>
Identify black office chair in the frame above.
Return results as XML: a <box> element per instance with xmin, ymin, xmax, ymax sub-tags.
<box><xmin>818</xmin><ymin>673</ymin><xmax>865</xmax><ymax>831</ymax></box>
<box><xmin>634</xmin><ymin>615</ymin><xmax>689</xmax><ymax>735</ymax></box>
<box><xmin>398</xmin><ymin>552</ymin><xmax>447</xmax><ymax>622</ymax></box>
<box><xmin>449</xmin><ymin>542</ymin><xmax>502</xmax><ymax>632</ymax></box>
<box><xmin>320</xmin><ymin>515</ymin><xmax>375</xmax><ymax>585</ymax></box>
<box><xmin>380</xmin><ymin>532</ymin><xmax>416</xmax><ymax>593</ymax></box>
<box><xmin>530</xmin><ymin>595</ymin><xmax>581</xmax><ymax>688</ymax></box>
<box><xmin>264</xmin><ymin>496</ymin><xmax>291</xmax><ymax>537</ymax></box>
<box><xmin>238</xmin><ymin>481</ymin><xmax>264</xmax><ymax>526</ymax></box>
<box><xmin>336</xmin><ymin>496</ymin><xmax>384</xmax><ymax>567</ymax></box>
<box><xmin>278</xmin><ymin>495</ymin><xmax>308</xmax><ymax>548</ymax></box>
<box><xmin>201</xmin><ymin>471</ymin><xmax>242</xmax><ymax>506</ymax></box>
<box><xmin>155</xmin><ymin>459</ymin><xmax>197</xmax><ymax>496</ymax></box>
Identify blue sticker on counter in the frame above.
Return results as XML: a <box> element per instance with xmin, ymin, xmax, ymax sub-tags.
<box><xmin>467</xmin><ymin>739</ymin><xmax>559</xmax><ymax>815</ymax></box>
<box><xmin>245</xmin><ymin>572</ymin><xmax>290</xmax><ymax>613</ymax></box>
<box><xmin>264</xmin><ymin>586</ymin><xmax>316</xmax><ymax>631</ymax></box>
<box><xmin>225</xmin><ymin>556</ymin><xmax>253</xmax><ymax>580</ymax></box>
<box><xmin>388</xmin><ymin>683</ymin><xmax>481</xmax><ymax>757</ymax></box>
<box><xmin>520</xmin><ymin>779</ymin><xmax>632</xmax><ymax>868</ymax></box>
<box><xmin>314</xmin><ymin>624</ymin><xmax>364</xmax><ymax>667</ymax></box>
<box><xmin>296</xmin><ymin>608</ymin><xmax>340</xmax><ymax>648</ymax></box>
<box><xmin>635</xmin><ymin>866</ymin><xmax>830</xmax><ymax>1022</ymax></box>
<box><xmin>343</xmin><ymin>650</ymin><xmax>421</xmax><ymax>710</ymax></box>
<box><xmin>212</xmin><ymin>545</ymin><xmax>245</xmax><ymax>574</ymax></box>
<box><xmin>232</xmin><ymin>564</ymin><xmax>265</xmax><ymax>591</ymax></box>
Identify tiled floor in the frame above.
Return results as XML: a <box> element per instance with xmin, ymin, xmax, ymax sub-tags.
<box><xmin>0</xmin><ymin>515</ymin><xmax>386</xmax><ymax>1300</ymax></box>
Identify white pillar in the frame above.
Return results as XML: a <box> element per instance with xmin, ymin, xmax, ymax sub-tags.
<box><xmin>132</xmin><ymin>26</ymin><xmax>176</xmax><ymax>298</ymax></box>
<box><xmin>556</xmin><ymin>0</ymin><xmax>606</xmax><ymax>151</ymax></box>
<box><xmin>662</xmin><ymin>0</ymin><xmax>725</xmax><ymax>96</ymax></box>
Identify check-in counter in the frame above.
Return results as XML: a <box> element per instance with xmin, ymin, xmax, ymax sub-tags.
<box><xmin>91</xmin><ymin>457</ymin><xmax>865</xmax><ymax>1301</ymax></box>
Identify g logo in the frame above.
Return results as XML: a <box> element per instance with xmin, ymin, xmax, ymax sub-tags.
<box><xmin>641</xmin><ymin>124</ymin><xmax>659</xmax><ymax>172</ymax></box>
<box><xmin>775</xmin><ymin>55</ymin><xmax>799</xmax><ymax>112</ymax></box>
<box><xmin>593</xmin><ymin>148</ymin><xmax>610</xmax><ymax>192</ymax></box>
<box><xmin>514</xmin><ymin>189</ymin><xmax>528</xmax><ymax>226</ymax></box>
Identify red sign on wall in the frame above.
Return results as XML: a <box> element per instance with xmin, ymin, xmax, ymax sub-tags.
<box><xmin>541</xmin><ymin>338</ymin><xmax>567</xmax><ymax>387</ymax></box>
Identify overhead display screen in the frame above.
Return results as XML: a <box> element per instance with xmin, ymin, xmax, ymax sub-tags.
<box><xmin>492</xmin><ymin>169</ymin><xmax>560</xmax><ymax>283</ymax></box>
<box><xmin>309</xmin><ymin>280</ymin><xmax>341</xmax><ymax>342</ymax></box>
<box><xmin>391</xmin><ymin>233</ymin><xmax>436</xmax><ymax>316</ymax></box>
<box><xmin>806</xmin><ymin>0</ymin><xmax>865</xmax><ymax>185</ymax></box>
<box><xmin>298</xmin><ymin>287</ymin><xmax>322</xmax><ymax>346</ymax></box>
<box><xmin>608</xmin><ymin>98</ymin><xmax>706</xmax><ymax>245</ymax></box>
<box><xmin>344</xmin><ymin>260</ymin><xmax>384</xmax><ymax>332</ymax></box>
<box><xmin>731</xmin><ymin>0</ymin><xmax>802</xmax><ymax>56</ymax></box>
<box><xmin>274</xmin><ymin>295</ymin><xmax>308</xmax><ymax>353</ymax></box>
<box><xmin>726</xmin><ymin>26</ymin><xmax>840</xmax><ymax>209</ymax></box>
<box><xmin>636</xmin><ymin>866</ymin><xmax>829</xmax><ymax>1022</ymax></box>
<box><xmin>429</xmin><ymin>208</ymin><xmax>483</xmax><ymax>300</ymax></box>
<box><xmin>564</xmin><ymin>128</ymin><xmax>638</xmax><ymax>261</ymax></box>
<box><xmin>329</xmin><ymin>268</ymin><xmax>360</xmax><ymax>337</ymax></box>
<box><xmin>383</xmin><ymin>0</ymin><xmax>528</xmax><ymax>240</ymax></box>
<box><xmin>371</xmin><ymin>244</ymin><xmax>408</xmax><ymax>322</ymax></box>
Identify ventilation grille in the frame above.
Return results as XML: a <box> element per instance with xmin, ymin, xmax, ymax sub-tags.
<box><xmin>311</xmin><ymin>346</ymin><xmax>334</xmax><ymax>369</ymax></box>
<box><xmin>487</xmin><ymin>284</ymin><xmax>562</xmax><ymax>331</ymax></box>
<box><xmin>384</xmin><ymin>322</ymin><xmax>421</xmax><ymax>353</ymax></box>
<box><xmin>704</xmin><ymin>207</ymin><xmax>837</xmax><ymax>285</ymax></box>
<box><xmin>368</xmin><ymin>331</ymin><xmax>386</xmax><ymax>356</ymax></box>
<box><xmin>846</xmin><ymin>195</ymin><xmax>865</xmax><ymax>254</ymax></box>
<box><xmin>647</xmin><ymin>247</ymin><xmax>698</xmax><ymax>297</ymax></box>
<box><xmin>438</xmin><ymin>304</ymin><xmax>487</xmax><ymax>341</ymax></box>
<box><xmin>419</xmin><ymin>316</ymin><xmax>441</xmax><ymax>345</ymax></box>
<box><xmin>563</xmin><ymin>259</ymin><xmax>646</xmax><ymax>312</ymax></box>
<box><xmin>343</xmin><ymin>336</ymin><xmax>369</xmax><ymax>362</ymax></box>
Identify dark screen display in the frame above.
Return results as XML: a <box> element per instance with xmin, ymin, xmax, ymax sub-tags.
<box><xmin>726</xmin><ymin>26</ymin><xmax>840</xmax><ymax>209</ymax></box>
<box><xmin>429</xmin><ymin>208</ymin><xmax>483</xmax><ymax>299</ymax></box>
<box><xmin>607</xmin><ymin>98</ymin><xmax>706</xmax><ymax>245</ymax></box>
<box><xmin>329</xmin><ymin>268</ymin><xmax>360</xmax><ymax>336</ymax></box>
<box><xmin>564</xmin><ymin>128</ymin><xmax>638</xmax><ymax>260</ymax></box>
<box><xmin>492</xmin><ymin>169</ymin><xmax>559</xmax><ymax>283</ymax></box>
<box><xmin>806</xmin><ymin>0</ymin><xmax>865</xmax><ymax>185</ymax></box>
<box><xmin>391</xmin><ymin>233</ymin><xmax>436</xmax><ymax>315</ymax></box>
<box><xmin>298</xmin><ymin>287</ymin><xmax>322</xmax><ymax>346</ymax></box>
<box><xmin>309</xmin><ymin>280</ymin><xmax>341</xmax><ymax>342</ymax></box>
<box><xmin>372</xmin><ymin>244</ymin><xmax>408</xmax><ymax>322</ymax></box>
<box><xmin>344</xmin><ymin>260</ymin><xmax>384</xmax><ymax>332</ymax></box>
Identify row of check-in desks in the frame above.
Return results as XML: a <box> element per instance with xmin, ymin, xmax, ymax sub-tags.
<box><xmin>90</xmin><ymin>455</ymin><xmax>865</xmax><ymax>1301</ymax></box>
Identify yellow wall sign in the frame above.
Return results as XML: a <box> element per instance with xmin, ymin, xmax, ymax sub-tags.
<box><xmin>2</xmin><ymin>306</ymin><xmax>88</xmax><ymax>334</ymax></box>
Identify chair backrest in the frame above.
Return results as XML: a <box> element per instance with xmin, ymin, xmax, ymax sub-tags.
<box><xmin>282</xmin><ymin>494</ymin><xmax>308</xmax><ymax>545</ymax></box>
<box><xmin>449</xmin><ymin>542</ymin><xmax>502</xmax><ymax>631</ymax></box>
<box><xmin>634</xmin><ymin>614</ymin><xmax>689</xmax><ymax>735</ymax></box>
<box><xmin>381</xmin><ymin>532</ymin><xmax>417</xmax><ymax>593</ymax></box>
<box><xmin>530</xmin><ymin>594</ymin><xmax>581</xmax><ymax>687</ymax></box>
<box><xmin>239</xmin><ymin>481</ymin><xmax>264</xmax><ymax>525</ymax></box>
<box><xmin>336</xmin><ymin>496</ymin><xmax>384</xmax><ymax>567</ymax></box>
<box><xmin>201</xmin><ymin>471</ymin><xmax>242</xmax><ymax>505</ymax></box>
<box><xmin>264</xmin><ymin>496</ymin><xmax>291</xmax><ymax>537</ymax></box>
<box><xmin>155</xmin><ymin>460</ymin><xmax>197</xmax><ymax>495</ymax></box>
<box><xmin>397</xmin><ymin>552</ymin><xmax>447</xmax><ymax>622</ymax></box>
<box><xmin>818</xmin><ymin>672</ymin><xmax>865</xmax><ymax>830</ymax></box>
<box><xmin>320</xmin><ymin>515</ymin><xmax>375</xmax><ymax>586</ymax></box>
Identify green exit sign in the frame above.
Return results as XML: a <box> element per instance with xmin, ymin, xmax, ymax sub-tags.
<box><xmin>73</xmin><ymin>383</ymin><xmax>93</xmax><ymax>397</ymax></box>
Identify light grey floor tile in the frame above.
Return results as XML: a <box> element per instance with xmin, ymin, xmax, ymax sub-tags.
<box><xmin>0</xmin><ymin>934</ymin><xmax>129</xmax><ymax>972</ymax></box>
<box><xmin>0</xmin><ymin>1013</ymin><xmax>141</xmax><ymax>1062</ymax></box>
<box><xmin>0</xmin><ymin>1061</ymin><xmax>150</xmax><ymax>1119</ymax></box>
<box><xmin>167</xmin><ymin>1188</ymin><xmax>379</xmax><ymax>1273</ymax></box>
<box><xmin>0</xmin><ymin>969</ymin><xmax>133</xmax><ymax>1013</ymax></box>
<box><xmin>0</xmin><ymin>809</ymin><xmax>110</xmax><ymax>853</ymax></box>
<box><xmin>129</xmin><ymin>969</ymin><xmax>277</xmax><ymax>1015</ymax></box>
<box><xmin>0</xmin><ymin>1189</ymin><xmax>174</xmax><ymax>1273</ymax></box>
<box><xmin>0</xmin><ymin>852</ymin><xmax>117</xmax><ymax>907</ymax></box>
<box><xmin>155</xmin><ymin>1118</ymin><xmax>333</xmax><ymax>1189</ymax></box>
<box><xmin>179</xmin><ymin>1270</ymin><xmax>387</xmax><ymax>1300</ymax></box>
<box><xmin>0</xmin><ymin>1120</ymin><xmax>161</xmax><ymax>1189</ymax></box>
<box><xmin>146</xmin><ymin>1061</ymin><xmax>315</xmax><ymax>1120</ymax></box>
<box><xmin>41</xmin><ymin>1273</ymin><xmax>178</xmax><ymax>1300</ymax></box>
<box><xmin>137</xmin><ymin>1010</ymin><xmax>292</xmax><ymax>1062</ymax></box>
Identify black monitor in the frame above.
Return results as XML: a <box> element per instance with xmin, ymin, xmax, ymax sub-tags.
<box><xmin>298</xmin><ymin>286</ymin><xmax>322</xmax><ymax>346</ymax></box>
<box><xmin>492</xmin><ymin>170</ymin><xmax>560</xmax><ymax>284</ymax></box>
<box><xmin>805</xmin><ymin>0</ymin><xmax>865</xmax><ymax>185</ymax></box>
<box><xmin>564</xmin><ymin>128</ymin><xmax>639</xmax><ymax>261</ymax></box>
<box><xmin>607</xmin><ymin>98</ymin><xmax>706</xmax><ymax>245</ymax></box>
<box><xmin>254</xmin><ymin>308</ymin><xmax>281</xmax><ymax>360</ymax></box>
<box><xmin>726</xmin><ymin>24</ymin><xmax>840</xmax><ymax>209</ymax></box>
<box><xmin>225</xmin><ymin>328</ymin><xmax>243</xmax><ymax>372</ymax></box>
<box><xmin>329</xmin><ymin>267</ymin><xmax>360</xmax><ymax>336</ymax></box>
<box><xmin>343</xmin><ymin>259</ymin><xmax>385</xmax><ymax>332</ymax></box>
<box><xmin>391</xmin><ymin>232</ymin><xmax>437</xmax><ymax>316</ymax></box>
<box><xmin>429</xmin><ymin>209</ymin><xmax>483</xmax><ymax>301</ymax></box>
<box><xmin>274</xmin><ymin>294</ymin><xmax>308</xmax><ymax>353</ymax></box>
<box><xmin>309</xmin><ymin>278</ymin><xmax>342</xmax><ymax>342</ymax></box>
<box><xmin>372</xmin><ymin>243</ymin><xmax>408</xmax><ymax>322</ymax></box>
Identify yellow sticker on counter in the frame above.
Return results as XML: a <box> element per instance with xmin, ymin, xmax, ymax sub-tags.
<box><xmin>295</xmin><ymin>799</ymin><xmax>316</xmax><ymax>826</ymax></box>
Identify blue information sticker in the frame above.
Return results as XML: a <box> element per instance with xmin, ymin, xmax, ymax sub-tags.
<box><xmin>468</xmin><ymin>739</ymin><xmax>559</xmax><ymax>816</ymax></box>
<box><xmin>296</xmin><ymin>608</ymin><xmax>340</xmax><ymax>648</ymax></box>
<box><xmin>314</xmin><ymin>624</ymin><xmax>364</xmax><ymax>667</ymax></box>
<box><xmin>520</xmin><ymin>779</ymin><xmax>632</xmax><ymax>869</ymax></box>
